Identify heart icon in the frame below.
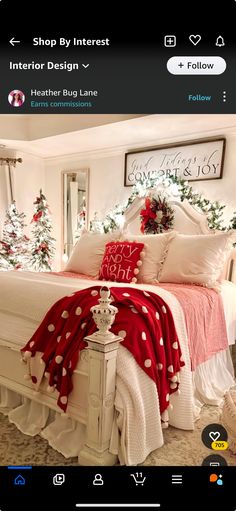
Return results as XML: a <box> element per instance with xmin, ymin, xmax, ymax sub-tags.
<box><xmin>209</xmin><ymin>431</ymin><xmax>220</xmax><ymax>441</ymax></box>
<box><xmin>189</xmin><ymin>34</ymin><xmax>201</xmax><ymax>46</ymax></box>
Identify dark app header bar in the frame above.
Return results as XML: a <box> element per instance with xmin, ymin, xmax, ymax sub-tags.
<box><xmin>0</xmin><ymin>1</ymin><xmax>235</xmax><ymax>113</ymax></box>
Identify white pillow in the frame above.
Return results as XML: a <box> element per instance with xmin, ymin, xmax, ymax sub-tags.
<box><xmin>159</xmin><ymin>231</ymin><xmax>236</xmax><ymax>288</ymax></box>
<box><xmin>121</xmin><ymin>232</ymin><xmax>176</xmax><ymax>283</ymax></box>
<box><xmin>65</xmin><ymin>230</ymin><xmax>121</xmax><ymax>277</ymax></box>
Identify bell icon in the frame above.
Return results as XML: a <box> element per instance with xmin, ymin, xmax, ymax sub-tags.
<box><xmin>215</xmin><ymin>36</ymin><xmax>225</xmax><ymax>47</ymax></box>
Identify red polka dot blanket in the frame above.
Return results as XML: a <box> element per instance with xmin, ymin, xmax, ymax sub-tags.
<box><xmin>21</xmin><ymin>286</ymin><xmax>185</xmax><ymax>414</ymax></box>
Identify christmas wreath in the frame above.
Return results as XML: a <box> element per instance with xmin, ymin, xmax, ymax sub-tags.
<box><xmin>140</xmin><ymin>195</ymin><xmax>174</xmax><ymax>234</ymax></box>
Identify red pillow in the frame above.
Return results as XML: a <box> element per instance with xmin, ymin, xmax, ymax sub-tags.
<box><xmin>99</xmin><ymin>241</ymin><xmax>144</xmax><ymax>283</ymax></box>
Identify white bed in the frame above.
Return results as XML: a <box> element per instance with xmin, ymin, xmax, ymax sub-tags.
<box><xmin>0</xmin><ymin>195</ymin><xmax>235</xmax><ymax>466</ymax></box>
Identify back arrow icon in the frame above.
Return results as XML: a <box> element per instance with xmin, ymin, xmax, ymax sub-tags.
<box><xmin>10</xmin><ymin>37</ymin><xmax>21</xmax><ymax>46</ymax></box>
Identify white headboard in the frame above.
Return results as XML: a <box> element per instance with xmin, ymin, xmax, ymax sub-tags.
<box><xmin>123</xmin><ymin>193</ymin><xmax>236</xmax><ymax>283</ymax></box>
<box><xmin>123</xmin><ymin>196</ymin><xmax>211</xmax><ymax>235</ymax></box>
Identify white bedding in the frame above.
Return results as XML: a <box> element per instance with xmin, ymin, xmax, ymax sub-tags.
<box><xmin>220</xmin><ymin>280</ymin><xmax>236</xmax><ymax>345</ymax></box>
<box><xmin>0</xmin><ymin>271</ymin><xmax>235</xmax><ymax>464</ymax></box>
<box><xmin>0</xmin><ymin>271</ymin><xmax>236</xmax><ymax>347</ymax></box>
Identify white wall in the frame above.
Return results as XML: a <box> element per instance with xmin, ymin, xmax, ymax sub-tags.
<box><xmin>13</xmin><ymin>151</ymin><xmax>45</xmax><ymax>237</ymax></box>
<box><xmin>189</xmin><ymin>134</ymin><xmax>236</xmax><ymax>226</ymax></box>
<box><xmin>45</xmin><ymin>133</ymin><xmax>236</xmax><ymax>270</ymax></box>
<box><xmin>88</xmin><ymin>137</ymin><xmax>236</xmax><ymax>228</ymax></box>
<box><xmin>45</xmin><ymin>157</ymin><xmax>89</xmax><ymax>270</ymax></box>
<box><xmin>2</xmin><ymin>128</ymin><xmax>235</xmax><ymax>271</ymax></box>
<box><xmin>45</xmin><ymin>153</ymin><xmax>133</xmax><ymax>270</ymax></box>
<box><xmin>0</xmin><ymin>151</ymin><xmax>45</xmax><ymax>239</ymax></box>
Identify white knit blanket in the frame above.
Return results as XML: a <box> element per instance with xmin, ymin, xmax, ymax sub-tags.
<box><xmin>113</xmin><ymin>283</ymin><xmax>194</xmax><ymax>465</ymax></box>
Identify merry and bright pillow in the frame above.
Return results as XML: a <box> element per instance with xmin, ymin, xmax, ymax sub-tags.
<box><xmin>99</xmin><ymin>241</ymin><xmax>144</xmax><ymax>283</ymax></box>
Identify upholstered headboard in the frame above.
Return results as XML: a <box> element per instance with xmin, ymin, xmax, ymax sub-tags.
<box><xmin>123</xmin><ymin>194</ymin><xmax>236</xmax><ymax>283</ymax></box>
<box><xmin>123</xmin><ymin>196</ymin><xmax>211</xmax><ymax>235</ymax></box>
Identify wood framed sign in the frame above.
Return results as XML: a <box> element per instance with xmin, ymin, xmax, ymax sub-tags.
<box><xmin>124</xmin><ymin>137</ymin><xmax>226</xmax><ymax>186</ymax></box>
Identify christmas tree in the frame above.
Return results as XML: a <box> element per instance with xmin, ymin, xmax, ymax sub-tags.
<box><xmin>0</xmin><ymin>201</ymin><xmax>29</xmax><ymax>271</ymax></box>
<box><xmin>30</xmin><ymin>189</ymin><xmax>56</xmax><ymax>271</ymax></box>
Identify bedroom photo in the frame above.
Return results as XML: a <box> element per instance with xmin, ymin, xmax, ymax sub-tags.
<box><xmin>0</xmin><ymin>113</ymin><xmax>235</xmax><ymax>467</ymax></box>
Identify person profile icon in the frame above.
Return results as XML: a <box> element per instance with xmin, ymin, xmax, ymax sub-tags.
<box><xmin>8</xmin><ymin>90</ymin><xmax>25</xmax><ymax>107</ymax></box>
<box><xmin>92</xmin><ymin>473</ymin><xmax>104</xmax><ymax>486</ymax></box>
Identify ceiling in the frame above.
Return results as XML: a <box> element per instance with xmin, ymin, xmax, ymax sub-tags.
<box><xmin>0</xmin><ymin>114</ymin><xmax>236</xmax><ymax>159</ymax></box>
<box><xmin>0</xmin><ymin>114</ymin><xmax>144</xmax><ymax>141</ymax></box>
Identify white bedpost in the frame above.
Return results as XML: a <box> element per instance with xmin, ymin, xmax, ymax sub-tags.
<box><xmin>79</xmin><ymin>286</ymin><xmax>122</xmax><ymax>466</ymax></box>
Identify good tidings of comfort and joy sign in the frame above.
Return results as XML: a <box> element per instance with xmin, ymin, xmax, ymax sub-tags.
<box><xmin>124</xmin><ymin>138</ymin><xmax>225</xmax><ymax>186</ymax></box>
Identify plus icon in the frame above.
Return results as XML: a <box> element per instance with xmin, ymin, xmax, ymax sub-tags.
<box><xmin>178</xmin><ymin>62</ymin><xmax>184</xmax><ymax>68</ymax></box>
<box><xmin>164</xmin><ymin>35</ymin><xmax>176</xmax><ymax>47</ymax></box>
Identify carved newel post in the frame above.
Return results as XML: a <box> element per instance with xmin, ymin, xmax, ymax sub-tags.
<box><xmin>78</xmin><ymin>287</ymin><xmax>122</xmax><ymax>466</ymax></box>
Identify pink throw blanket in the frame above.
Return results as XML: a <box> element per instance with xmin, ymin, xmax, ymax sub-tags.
<box><xmin>158</xmin><ymin>283</ymin><xmax>228</xmax><ymax>370</ymax></box>
<box><xmin>52</xmin><ymin>273</ymin><xmax>229</xmax><ymax>370</ymax></box>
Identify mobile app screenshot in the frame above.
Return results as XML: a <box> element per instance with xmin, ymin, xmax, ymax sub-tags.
<box><xmin>0</xmin><ymin>2</ymin><xmax>235</xmax><ymax>510</ymax></box>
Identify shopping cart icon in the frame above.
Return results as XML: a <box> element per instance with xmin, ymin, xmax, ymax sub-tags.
<box><xmin>130</xmin><ymin>472</ymin><xmax>146</xmax><ymax>486</ymax></box>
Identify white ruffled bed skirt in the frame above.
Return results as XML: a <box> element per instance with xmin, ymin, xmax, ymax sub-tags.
<box><xmin>0</xmin><ymin>349</ymin><xmax>234</xmax><ymax>463</ymax></box>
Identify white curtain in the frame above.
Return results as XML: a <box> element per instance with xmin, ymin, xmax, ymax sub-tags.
<box><xmin>0</xmin><ymin>165</ymin><xmax>12</xmax><ymax>238</ymax></box>
<box><xmin>70</xmin><ymin>181</ymin><xmax>79</xmax><ymax>246</ymax></box>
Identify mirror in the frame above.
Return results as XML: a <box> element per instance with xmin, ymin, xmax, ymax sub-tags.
<box><xmin>62</xmin><ymin>169</ymin><xmax>89</xmax><ymax>260</ymax></box>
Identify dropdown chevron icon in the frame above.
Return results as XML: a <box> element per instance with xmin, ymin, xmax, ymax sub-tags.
<box><xmin>82</xmin><ymin>64</ymin><xmax>89</xmax><ymax>68</ymax></box>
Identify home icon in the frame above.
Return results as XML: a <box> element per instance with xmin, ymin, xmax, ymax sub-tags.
<box><xmin>14</xmin><ymin>474</ymin><xmax>26</xmax><ymax>486</ymax></box>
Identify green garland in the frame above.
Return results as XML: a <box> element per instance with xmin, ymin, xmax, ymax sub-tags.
<box><xmin>171</xmin><ymin>176</ymin><xmax>225</xmax><ymax>230</ymax></box>
<box><xmin>97</xmin><ymin>175</ymin><xmax>235</xmax><ymax>233</ymax></box>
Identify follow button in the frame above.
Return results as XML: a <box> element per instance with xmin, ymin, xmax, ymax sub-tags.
<box><xmin>167</xmin><ymin>57</ymin><xmax>226</xmax><ymax>75</ymax></box>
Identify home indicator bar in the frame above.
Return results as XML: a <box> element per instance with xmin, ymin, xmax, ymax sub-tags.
<box><xmin>75</xmin><ymin>505</ymin><xmax>161</xmax><ymax>508</ymax></box>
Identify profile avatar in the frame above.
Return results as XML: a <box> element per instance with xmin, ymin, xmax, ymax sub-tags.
<box><xmin>8</xmin><ymin>90</ymin><xmax>25</xmax><ymax>107</ymax></box>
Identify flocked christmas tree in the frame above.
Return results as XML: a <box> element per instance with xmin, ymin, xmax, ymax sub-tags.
<box><xmin>30</xmin><ymin>189</ymin><xmax>56</xmax><ymax>271</ymax></box>
<box><xmin>0</xmin><ymin>201</ymin><xmax>29</xmax><ymax>270</ymax></box>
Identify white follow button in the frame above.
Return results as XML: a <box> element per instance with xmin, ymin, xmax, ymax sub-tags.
<box><xmin>167</xmin><ymin>56</ymin><xmax>226</xmax><ymax>75</ymax></box>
